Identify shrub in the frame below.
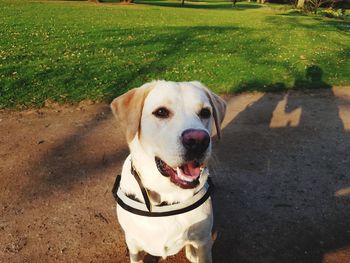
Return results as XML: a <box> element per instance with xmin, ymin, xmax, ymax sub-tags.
<box><xmin>320</xmin><ymin>8</ymin><xmax>347</xmax><ymax>18</ymax></box>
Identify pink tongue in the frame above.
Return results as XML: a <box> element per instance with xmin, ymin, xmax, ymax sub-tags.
<box><xmin>182</xmin><ymin>162</ymin><xmax>200</xmax><ymax>178</ymax></box>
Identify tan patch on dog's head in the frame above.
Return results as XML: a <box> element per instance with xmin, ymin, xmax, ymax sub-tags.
<box><xmin>190</xmin><ymin>81</ymin><xmax>227</xmax><ymax>139</ymax></box>
<box><xmin>205</xmin><ymin>90</ymin><xmax>226</xmax><ymax>139</ymax></box>
<box><xmin>111</xmin><ymin>82</ymin><xmax>155</xmax><ymax>142</ymax></box>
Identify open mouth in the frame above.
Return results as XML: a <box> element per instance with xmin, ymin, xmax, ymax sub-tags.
<box><xmin>155</xmin><ymin>157</ymin><xmax>203</xmax><ymax>189</ymax></box>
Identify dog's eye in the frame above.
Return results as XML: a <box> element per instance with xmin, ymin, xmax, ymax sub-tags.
<box><xmin>153</xmin><ymin>107</ymin><xmax>170</xmax><ymax>119</ymax></box>
<box><xmin>199</xmin><ymin>108</ymin><xmax>211</xmax><ymax>119</ymax></box>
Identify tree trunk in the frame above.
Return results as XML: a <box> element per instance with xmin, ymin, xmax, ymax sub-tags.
<box><xmin>314</xmin><ymin>2</ymin><xmax>319</xmax><ymax>13</ymax></box>
<box><xmin>297</xmin><ymin>0</ymin><xmax>305</xmax><ymax>8</ymax></box>
<box><xmin>181</xmin><ymin>0</ymin><xmax>185</xmax><ymax>6</ymax></box>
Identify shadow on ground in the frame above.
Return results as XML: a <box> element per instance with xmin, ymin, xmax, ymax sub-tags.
<box><xmin>212</xmin><ymin>69</ymin><xmax>350</xmax><ymax>263</ymax></box>
<box><xmin>18</xmin><ymin>107</ymin><xmax>128</xmax><ymax>201</ymax></box>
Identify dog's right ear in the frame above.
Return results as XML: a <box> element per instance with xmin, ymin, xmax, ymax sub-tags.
<box><xmin>111</xmin><ymin>83</ymin><xmax>154</xmax><ymax>143</ymax></box>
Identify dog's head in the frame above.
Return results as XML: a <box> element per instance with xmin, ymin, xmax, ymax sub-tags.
<box><xmin>111</xmin><ymin>81</ymin><xmax>226</xmax><ymax>190</ymax></box>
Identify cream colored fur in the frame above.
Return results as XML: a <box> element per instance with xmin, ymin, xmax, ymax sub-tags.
<box><xmin>111</xmin><ymin>81</ymin><xmax>226</xmax><ymax>263</ymax></box>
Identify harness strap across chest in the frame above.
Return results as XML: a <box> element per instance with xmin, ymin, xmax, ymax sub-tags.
<box><xmin>111</xmin><ymin>164</ymin><xmax>214</xmax><ymax>217</ymax></box>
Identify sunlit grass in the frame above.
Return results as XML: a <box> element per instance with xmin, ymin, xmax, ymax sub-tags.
<box><xmin>0</xmin><ymin>0</ymin><xmax>349</xmax><ymax>108</ymax></box>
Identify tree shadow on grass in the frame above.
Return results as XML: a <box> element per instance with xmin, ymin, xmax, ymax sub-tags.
<box><xmin>89</xmin><ymin>24</ymin><xmax>348</xmax><ymax>100</ymax></box>
<box><xmin>281</xmin><ymin>9</ymin><xmax>308</xmax><ymax>17</ymax></box>
<box><xmin>133</xmin><ymin>0</ymin><xmax>262</xmax><ymax>10</ymax></box>
<box><xmin>97</xmin><ymin>25</ymin><xmax>245</xmax><ymax>98</ymax></box>
<box><xmin>235</xmin><ymin>81</ymin><xmax>288</xmax><ymax>92</ymax></box>
<box><xmin>267</xmin><ymin>12</ymin><xmax>350</xmax><ymax>33</ymax></box>
<box><xmin>321</xmin><ymin>19</ymin><xmax>350</xmax><ymax>33</ymax></box>
<box><xmin>6</xmin><ymin>17</ymin><xmax>349</xmax><ymax>108</ymax></box>
<box><xmin>90</xmin><ymin>25</ymin><xmax>296</xmax><ymax>100</ymax></box>
<box><xmin>212</xmin><ymin>66</ymin><xmax>350</xmax><ymax>262</ymax></box>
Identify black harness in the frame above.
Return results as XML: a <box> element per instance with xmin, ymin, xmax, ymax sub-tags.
<box><xmin>112</xmin><ymin>164</ymin><xmax>214</xmax><ymax>217</ymax></box>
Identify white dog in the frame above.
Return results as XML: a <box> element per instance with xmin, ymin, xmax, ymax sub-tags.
<box><xmin>111</xmin><ymin>81</ymin><xmax>226</xmax><ymax>263</ymax></box>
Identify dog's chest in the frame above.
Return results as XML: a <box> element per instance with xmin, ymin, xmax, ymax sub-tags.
<box><xmin>117</xmin><ymin>200</ymin><xmax>212</xmax><ymax>257</ymax></box>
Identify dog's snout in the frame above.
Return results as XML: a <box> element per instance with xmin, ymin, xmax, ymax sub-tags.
<box><xmin>181</xmin><ymin>129</ymin><xmax>210</xmax><ymax>158</ymax></box>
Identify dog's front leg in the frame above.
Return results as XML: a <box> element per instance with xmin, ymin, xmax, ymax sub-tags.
<box><xmin>196</xmin><ymin>241</ymin><xmax>212</xmax><ymax>263</ymax></box>
<box><xmin>126</xmin><ymin>237</ymin><xmax>143</xmax><ymax>263</ymax></box>
<box><xmin>186</xmin><ymin>239</ymin><xmax>213</xmax><ymax>263</ymax></box>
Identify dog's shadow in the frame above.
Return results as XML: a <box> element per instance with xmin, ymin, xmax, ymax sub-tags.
<box><xmin>211</xmin><ymin>88</ymin><xmax>350</xmax><ymax>263</ymax></box>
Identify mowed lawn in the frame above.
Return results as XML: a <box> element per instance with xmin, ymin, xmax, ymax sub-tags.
<box><xmin>0</xmin><ymin>0</ymin><xmax>349</xmax><ymax>108</ymax></box>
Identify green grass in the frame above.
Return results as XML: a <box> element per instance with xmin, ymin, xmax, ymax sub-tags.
<box><xmin>0</xmin><ymin>0</ymin><xmax>349</xmax><ymax>108</ymax></box>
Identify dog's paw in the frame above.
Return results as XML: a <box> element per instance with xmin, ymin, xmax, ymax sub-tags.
<box><xmin>185</xmin><ymin>244</ymin><xmax>198</xmax><ymax>263</ymax></box>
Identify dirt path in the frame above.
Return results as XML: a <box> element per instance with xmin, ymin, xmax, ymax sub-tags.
<box><xmin>1</xmin><ymin>88</ymin><xmax>350</xmax><ymax>263</ymax></box>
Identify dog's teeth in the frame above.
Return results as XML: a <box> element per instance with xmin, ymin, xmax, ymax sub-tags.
<box><xmin>176</xmin><ymin>167</ymin><xmax>186</xmax><ymax>181</ymax></box>
<box><xmin>176</xmin><ymin>167</ymin><xmax>194</xmax><ymax>182</ymax></box>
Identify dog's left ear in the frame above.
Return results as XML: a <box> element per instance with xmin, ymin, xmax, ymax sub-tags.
<box><xmin>191</xmin><ymin>81</ymin><xmax>227</xmax><ymax>139</ymax></box>
<box><xmin>111</xmin><ymin>82</ymin><xmax>154</xmax><ymax>143</ymax></box>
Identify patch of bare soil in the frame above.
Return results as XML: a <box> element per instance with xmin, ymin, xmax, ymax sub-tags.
<box><xmin>0</xmin><ymin>88</ymin><xmax>349</xmax><ymax>263</ymax></box>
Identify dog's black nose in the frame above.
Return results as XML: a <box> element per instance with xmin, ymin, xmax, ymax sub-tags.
<box><xmin>181</xmin><ymin>129</ymin><xmax>210</xmax><ymax>158</ymax></box>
